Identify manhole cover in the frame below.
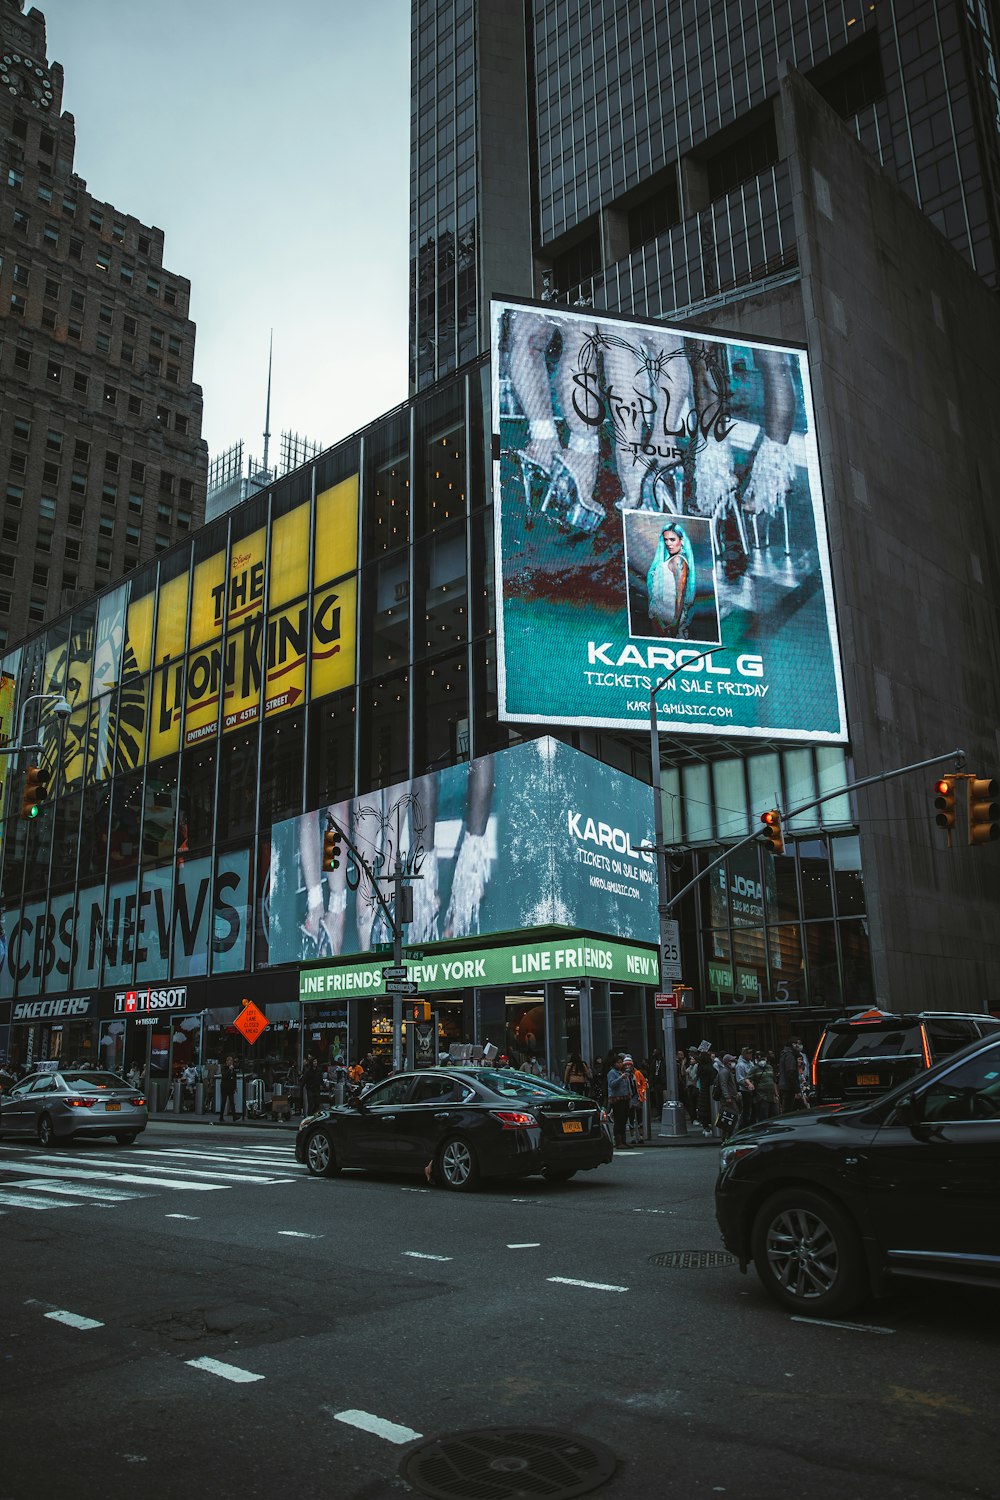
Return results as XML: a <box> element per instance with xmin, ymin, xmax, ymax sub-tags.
<box><xmin>649</xmin><ymin>1250</ymin><xmax>737</xmax><ymax>1268</ymax></box>
<box><xmin>399</xmin><ymin>1427</ymin><xmax>616</xmax><ymax>1499</ymax></box>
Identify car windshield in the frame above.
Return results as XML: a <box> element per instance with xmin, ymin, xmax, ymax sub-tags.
<box><xmin>473</xmin><ymin>1068</ymin><xmax>571</xmax><ymax>1098</ymax></box>
<box><xmin>821</xmin><ymin>1025</ymin><xmax>922</xmax><ymax>1061</ymax></box>
<box><xmin>60</xmin><ymin>1072</ymin><xmax>130</xmax><ymax>1089</ymax></box>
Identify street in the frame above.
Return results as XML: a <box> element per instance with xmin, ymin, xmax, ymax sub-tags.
<box><xmin>2</xmin><ymin>1122</ymin><xmax>997</xmax><ymax>1500</ymax></box>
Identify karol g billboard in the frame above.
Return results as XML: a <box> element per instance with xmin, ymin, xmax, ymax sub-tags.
<box><xmin>491</xmin><ymin>299</ymin><xmax>847</xmax><ymax>742</ymax></box>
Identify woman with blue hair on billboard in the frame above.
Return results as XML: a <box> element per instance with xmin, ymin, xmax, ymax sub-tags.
<box><xmin>646</xmin><ymin>523</ymin><xmax>696</xmax><ymax>637</ymax></box>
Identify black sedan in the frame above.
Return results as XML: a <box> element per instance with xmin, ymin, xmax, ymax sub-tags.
<box><xmin>715</xmin><ymin>1032</ymin><xmax>1000</xmax><ymax>1316</ymax></box>
<box><xmin>295</xmin><ymin>1067</ymin><xmax>614</xmax><ymax>1190</ymax></box>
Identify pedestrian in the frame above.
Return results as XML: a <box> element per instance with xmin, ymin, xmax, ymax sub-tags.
<box><xmin>683</xmin><ymin>1049</ymin><xmax>699</xmax><ymax>1125</ymax></box>
<box><xmin>750</xmin><ymin>1050</ymin><xmax>779</xmax><ymax>1121</ymax></box>
<box><xmin>590</xmin><ymin>1055</ymin><xmax>607</xmax><ymax>1104</ymax></box>
<box><xmin>650</xmin><ymin>1050</ymin><xmax>666</xmax><ymax>1119</ymax></box>
<box><xmin>563</xmin><ymin>1052</ymin><xmax>591</xmax><ymax>1094</ymax></box>
<box><xmin>301</xmin><ymin>1055</ymin><xmax>322</xmax><ymax>1116</ymax></box>
<box><xmin>218</xmin><ymin>1055</ymin><xmax>239</xmax><ymax>1123</ymax></box>
<box><xmin>734</xmin><ymin>1045</ymin><xmax>756</xmax><ymax>1127</ymax></box>
<box><xmin>716</xmin><ymin>1054</ymin><xmax>741</xmax><ymax>1141</ymax></box>
<box><xmin>695</xmin><ymin>1040</ymin><xmax>716</xmax><ymax>1137</ymax></box>
<box><xmin>605</xmin><ymin>1052</ymin><xmax>631</xmax><ymax>1147</ymax></box>
<box><xmin>778</xmin><ymin>1037</ymin><xmax>804</xmax><ymax>1113</ymax></box>
<box><xmin>624</xmin><ymin>1055</ymin><xmax>647</xmax><ymax>1144</ymax></box>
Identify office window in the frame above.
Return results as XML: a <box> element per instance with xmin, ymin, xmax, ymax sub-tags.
<box><xmin>102</xmin><ymin>483</ymin><xmax>117</xmax><ymax>503</ymax></box>
<box><xmin>174</xmin><ymin>414</ymin><xmax>188</xmax><ymax>435</ymax></box>
<box><xmin>9</xmin><ymin>294</ymin><xmax>26</xmax><ymax>317</ymax></box>
<box><xmin>123</xmin><ymin>315</ymin><xmax>137</xmax><ymax>335</ymax></box>
<box><xmin>47</xmin><ymin>359</ymin><xmax>62</xmax><ymax>383</ymax></box>
<box><xmin>105</xmin><ymin>450</ymin><xmax>120</xmax><ymax>472</ymax></box>
<box><xmin>62</xmin><ymin>570</ymin><xmax>78</xmax><ymax>589</ymax></box>
<box><xmin>41</xmin><ymin>306</ymin><xmax>56</xmax><ymax>330</ymax></box>
<box><xmin>7</xmin><ymin>168</ymin><xmax>23</xmax><ymax>190</ymax></box>
<box><xmin>14</xmin><ymin>347</ymin><xmax>31</xmax><ymax>371</ymax></box>
<box><xmin>39</xmin><ymin>496</ymin><xmax>57</xmax><ymax>520</ymax></box>
<box><xmin>179</xmin><ymin>478</ymin><xmax>193</xmax><ymax>502</ymax></box>
<box><xmin>72</xmin><ymin>371</ymin><xmax>88</xmax><ymax>393</ymax></box>
<box><xmin>103</xmin><ymin>384</ymin><xmax>118</xmax><ymax>406</ymax></box>
<box><xmin>62</xmin><ymin>193</ymin><xmax>77</xmax><ymax>216</ymax></box>
<box><xmin>68</xmin><ymin>504</ymin><xmax>84</xmax><ymax>527</ymax></box>
<box><xmin>68</xmin><ymin>319</ymin><xmax>82</xmax><ymax>340</ymax></box>
<box><xmin>46</xmin><ymin>429</ymin><xmax>62</xmax><ymax>452</ymax></box>
<box><xmin>125</xmin><ymin>525</ymin><xmax>141</xmax><ymax>546</ymax></box>
<box><xmin>43</xmin><ymin>222</ymin><xmax>59</xmax><ymax>248</ymax></box>
<box><xmin>0</xmin><ymin>592</ymin><xmax>11</xmax><ymax>613</ymax></box>
<box><xmin>99</xmin><ymin>515</ymin><xmax>115</xmax><ymax>538</ymax></box>
<box><xmin>177</xmin><ymin>509</ymin><xmax>191</xmax><ymax>530</ymax></box>
<box><xmin>157</xmin><ymin>502</ymin><xmax>172</xmax><ymax>523</ymax></box>
<box><xmin>0</xmin><ymin>556</ymin><xmax>12</xmax><ymax>577</ymax></box>
<box><xmin>5</xmin><ymin>485</ymin><xmax>23</xmax><ymax>508</ymax></box>
<box><xmin>44</xmin><ymin>277</ymin><xmax>59</xmax><ymax>300</ymax></box>
<box><xmin>154</xmin><ymin>533</ymin><xmax>170</xmax><ymax>551</ymax></box>
<box><xmin>112</xmin><ymin>221</ymin><xmax>126</xmax><ymax>245</ymax></box>
<box><xmin>75</xmin><ymin>439</ymin><xmax>90</xmax><ymax>461</ymax></box>
<box><xmin>36</xmin><ymin>182</ymin><xmax>52</xmax><ymax>205</ymax></box>
<box><xmin>168</xmin><ymin>335</ymin><xmax>182</xmax><ymax>355</ymax></box>
<box><xmin>156</xmin><ymin>405</ymin><xmax>170</xmax><ymax>425</ymax></box>
<box><xmin>159</xmin><ymin>470</ymin><xmax>175</xmax><ymax>496</ymax></box>
<box><xmin>138</xmin><ymin>234</ymin><xmax>151</xmax><ymax>255</ymax></box>
<box><xmin>96</xmin><ymin>249</ymin><xmax>111</xmax><ymax>272</ymax></box>
<box><xmin>150</xmin><ymin>327</ymin><xmax>164</xmax><ymax>347</ymax></box>
<box><xmin>127</xmin><ymin>394</ymin><xmax>142</xmax><ymax>416</ymax></box>
<box><xmin>8</xmin><ymin>452</ymin><xmax>26</xmax><ymax>474</ymax></box>
<box><xmin>131</xmin><ymin>461</ymin><xmax>146</xmax><ymax>481</ymax></box>
<box><xmin>96</xmin><ymin>333</ymin><xmax>110</xmax><ymax>354</ymax></box>
<box><xmin>70</xmin><ymin>288</ymin><xmax>85</xmax><ymax>311</ymax></box>
<box><xmin>69</xmin><ymin>237</ymin><xmax>82</xmax><ymax>260</ymax></box>
<box><xmin>11</xmin><ymin>117</ymin><xmax>27</xmax><ymax>139</ymax></box>
<box><xmin>121</xmin><ymin>343</ymin><xmax>135</xmax><ymax>365</ymax></box>
<box><xmin>13</xmin><ymin>262</ymin><xmax>30</xmax><ymax>285</ymax></box>
<box><xmin>148</xmin><ymin>355</ymin><xmax>161</xmax><ymax>375</ymax></box>
<box><xmin>12</xmin><ymin>208</ymin><xmax>28</xmax><ymax>231</ymax></box>
<box><xmin>39</xmin><ymin>130</ymin><xmax>55</xmax><ymax>155</ymax></box>
<box><xmin>89</xmin><ymin>208</ymin><xmax>103</xmax><ymax>231</ymax></box>
<box><xmin>70</xmin><ymin>472</ymin><xmax>87</xmax><ymax>495</ymax></box>
<box><xmin>146</xmin><ymin>276</ymin><xmax>160</xmax><ymax>297</ymax></box>
<box><xmin>36</xmin><ymin>530</ymin><xmax>52</xmax><ymax>553</ymax></box>
<box><xmin>13</xmin><ymin>417</ymin><xmax>30</xmax><ymax>441</ymax></box>
<box><xmin>28</xmin><ymin>600</ymin><xmax>46</xmax><ymax>624</ymax></box>
<box><xmin>2</xmin><ymin>520</ymin><xmax>20</xmax><ymax>544</ymax></box>
<box><xmin>63</xmin><ymin>537</ymin><xmax>80</xmax><ymax>559</ymax></box>
<box><xmin>128</xmin><ymin>493</ymin><xmax>143</xmax><ymax>513</ymax></box>
<box><xmin>166</xmin><ymin>365</ymin><xmax>179</xmax><ymax>384</ymax></box>
<box><xmin>99</xmin><ymin>302</ymin><xmax>113</xmax><ymax>324</ymax></box>
<box><xmin>164</xmin><ymin>285</ymin><xmax>176</xmax><ymax>305</ymax></box>
<box><xmin>96</xmin><ymin>548</ymin><xmax>112</xmax><ymax>571</ymax></box>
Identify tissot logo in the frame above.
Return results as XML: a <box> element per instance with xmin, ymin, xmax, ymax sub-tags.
<box><xmin>113</xmin><ymin>986</ymin><xmax>187</xmax><ymax>1015</ymax></box>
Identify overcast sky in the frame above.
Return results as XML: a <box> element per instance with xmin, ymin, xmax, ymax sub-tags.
<box><xmin>36</xmin><ymin>0</ymin><xmax>411</xmax><ymax>466</ymax></box>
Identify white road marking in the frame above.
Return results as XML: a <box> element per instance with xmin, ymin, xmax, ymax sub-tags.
<box><xmin>37</xmin><ymin>1153</ymin><xmax>294</xmax><ymax>1184</ymax></box>
<box><xmin>547</xmin><ymin>1276</ymin><xmax>628</xmax><ymax>1293</ymax></box>
<box><xmin>5</xmin><ymin>1164</ymin><xmax>227</xmax><ymax>1191</ymax></box>
<box><xmin>401</xmin><ymin>1187</ymin><xmax>429</xmax><ymax>1194</ymax></box>
<box><xmin>278</xmin><ymin>1230</ymin><xmax>321</xmax><ymax>1239</ymax></box>
<box><xmin>13</xmin><ymin>1180</ymin><xmax>146</xmax><ymax>1202</ymax></box>
<box><xmin>0</xmin><ymin>1190</ymin><xmax>79</xmax><ymax>1210</ymax></box>
<box><xmin>402</xmin><ymin>1251</ymin><xmax>452</xmax><ymax>1261</ymax></box>
<box><xmin>507</xmin><ymin>1243</ymin><xmax>540</xmax><ymax>1249</ymax></box>
<box><xmin>791</xmin><ymin>1316</ymin><xmax>895</xmax><ymax>1334</ymax></box>
<box><xmin>186</xmin><ymin>1357</ymin><xmax>264</xmax><ymax>1383</ymax></box>
<box><xmin>632</xmin><ymin>1207</ymin><xmax>667</xmax><ymax>1214</ymax></box>
<box><xmin>45</xmin><ymin>1310</ymin><xmax>103</xmax><ymax>1330</ymax></box>
<box><xmin>165</xmin><ymin>1213</ymin><xmax>200</xmax><ymax>1220</ymax></box>
<box><xmin>330</xmin><ymin>1409</ymin><xmax>422</xmax><ymax>1445</ymax></box>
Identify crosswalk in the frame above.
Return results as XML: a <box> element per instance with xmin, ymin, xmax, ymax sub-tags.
<box><xmin>0</xmin><ymin>1141</ymin><xmax>302</xmax><ymax>1213</ymax></box>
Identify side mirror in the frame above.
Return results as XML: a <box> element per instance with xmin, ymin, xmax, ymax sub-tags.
<box><xmin>893</xmin><ymin>1092</ymin><xmax>923</xmax><ymax>1128</ymax></box>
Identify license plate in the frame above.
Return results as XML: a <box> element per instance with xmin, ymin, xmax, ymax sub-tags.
<box><xmin>856</xmin><ymin>1074</ymin><xmax>880</xmax><ymax>1087</ymax></box>
<box><xmin>562</xmin><ymin>1120</ymin><xmax>583</xmax><ymax>1134</ymax></box>
<box><xmin>106</xmin><ymin>1102</ymin><xmax>121</xmax><ymax>1111</ymax></box>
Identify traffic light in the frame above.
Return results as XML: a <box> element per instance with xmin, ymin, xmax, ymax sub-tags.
<box><xmin>760</xmin><ymin>808</ymin><xmax>784</xmax><ymax>855</ymax></box>
<box><xmin>322</xmin><ymin>823</ymin><xmax>343</xmax><ymax>871</ymax></box>
<box><xmin>409</xmin><ymin>1002</ymin><xmax>431</xmax><ymax>1022</ymax></box>
<box><xmin>20</xmin><ymin>764</ymin><xmax>50</xmax><ymax>820</ymax></box>
<box><xmin>967</xmin><ymin>776</ymin><xmax>999</xmax><ymax>846</ymax></box>
<box><xmin>933</xmin><ymin>776</ymin><xmax>956</xmax><ymax>831</ymax></box>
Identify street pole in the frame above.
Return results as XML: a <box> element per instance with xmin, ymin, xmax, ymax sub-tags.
<box><xmin>392</xmin><ymin>855</ymin><xmax>404</xmax><ymax>1074</ymax></box>
<box><xmin>649</xmin><ymin>647</ymin><xmax>728</xmax><ymax>1138</ymax></box>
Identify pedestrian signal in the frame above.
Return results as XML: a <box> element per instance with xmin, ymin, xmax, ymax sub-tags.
<box><xmin>322</xmin><ymin>824</ymin><xmax>343</xmax><ymax>871</ymax></box>
<box><xmin>967</xmin><ymin>776</ymin><xmax>999</xmax><ymax>846</ymax></box>
<box><xmin>933</xmin><ymin>777</ymin><xmax>956</xmax><ymax>830</ymax></box>
<box><xmin>409</xmin><ymin>1002</ymin><xmax>431</xmax><ymax>1022</ymax></box>
<box><xmin>20</xmin><ymin>764</ymin><xmax>50</xmax><ymax>820</ymax></box>
<box><xmin>760</xmin><ymin>808</ymin><xmax>784</xmax><ymax>855</ymax></box>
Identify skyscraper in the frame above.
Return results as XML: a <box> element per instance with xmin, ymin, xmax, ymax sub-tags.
<box><xmin>410</xmin><ymin>0</ymin><xmax>1000</xmax><ymax>389</ymax></box>
<box><xmin>0</xmin><ymin>0</ymin><xmax>207</xmax><ymax>649</ymax></box>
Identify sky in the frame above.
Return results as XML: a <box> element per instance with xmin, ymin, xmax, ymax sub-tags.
<box><xmin>35</xmin><ymin>0</ymin><xmax>411</xmax><ymax>466</ymax></box>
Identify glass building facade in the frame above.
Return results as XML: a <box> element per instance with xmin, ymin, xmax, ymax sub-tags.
<box><xmin>0</xmin><ymin>359</ymin><xmax>872</xmax><ymax>1087</ymax></box>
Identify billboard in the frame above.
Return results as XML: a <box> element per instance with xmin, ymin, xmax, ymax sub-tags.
<box><xmin>268</xmin><ymin>736</ymin><xmax>657</xmax><ymax>965</ymax></box>
<box><xmin>491</xmin><ymin>299</ymin><xmax>847</xmax><ymax>742</ymax></box>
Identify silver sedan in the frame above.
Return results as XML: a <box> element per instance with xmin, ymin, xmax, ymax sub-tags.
<box><xmin>0</xmin><ymin>1070</ymin><xmax>148</xmax><ymax>1146</ymax></box>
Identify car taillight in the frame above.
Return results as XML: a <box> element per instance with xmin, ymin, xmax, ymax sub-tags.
<box><xmin>490</xmin><ymin>1110</ymin><xmax>536</xmax><ymax>1129</ymax></box>
<box><xmin>599</xmin><ymin>1108</ymin><xmax>609</xmax><ymax>1125</ymax></box>
<box><xmin>811</xmin><ymin>1031</ymin><xmax>826</xmax><ymax>1088</ymax></box>
<box><xmin>130</xmin><ymin>1097</ymin><xmax>146</xmax><ymax>1107</ymax></box>
<box><xmin>68</xmin><ymin>1097</ymin><xmax>98</xmax><ymax>1108</ymax></box>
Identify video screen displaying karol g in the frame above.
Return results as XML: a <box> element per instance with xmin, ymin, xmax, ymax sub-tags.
<box><xmin>491</xmin><ymin>299</ymin><xmax>848</xmax><ymax>744</ymax></box>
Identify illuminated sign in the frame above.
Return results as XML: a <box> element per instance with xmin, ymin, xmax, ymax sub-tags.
<box><xmin>490</xmin><ymin>299</ymin><xmax>847</xmax><ymax>743</ymax></box>
<box><xmin>114</xmin><ymin>986</ymin><xmax>188</xmax><ymax>1014</ymax></box>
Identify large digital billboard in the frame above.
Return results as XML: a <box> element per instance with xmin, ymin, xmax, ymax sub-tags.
<box><xmin>491</xmin><ymin>299</ymin><xmax>847</xmax><ymax>742</ymax></box>
<box><xmin>267</xmin><ymin>736</ymin><xmax>657</xmax><ymax>965</ymax></box>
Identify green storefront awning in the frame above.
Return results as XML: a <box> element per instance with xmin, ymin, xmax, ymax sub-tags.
<box><xmin>300</xmin><ymin>934</ymin><xmax>659</xmax><ymax>1002</ymax></box>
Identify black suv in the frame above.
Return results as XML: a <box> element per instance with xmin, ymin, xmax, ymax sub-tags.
<box><xmin>811</xmin><ymin>1008</ymin><xmax>1000</xmax><ymax>1105</ymax></box>
<box><xmin>715</xmin><ymin>1031</ymin><xmax>1000</xmax><ymax>1316</ymax></box>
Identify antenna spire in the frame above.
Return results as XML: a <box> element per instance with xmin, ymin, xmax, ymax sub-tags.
<box><xmin>262</xmin><ymin>329</ymin><xmax>273</xmax><ymax>474</ymax></box>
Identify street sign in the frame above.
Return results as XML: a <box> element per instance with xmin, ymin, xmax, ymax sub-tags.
<box><xmin>384</xmin><ymin>979</ymin><xmax>419</xmax><ymax>995</ymax></box>
<box><xmin>660</xmin><ymin>919</ymin><xmax>682</xmax><ymax>983</ymax></box>
<box><xmin>233</xmin><ymin>1000</ymin><xmax>269</xmax><ymax>1044</ymax></box>
<box><xmin>655</xmin><ymin>992</ymin><xmax>680</xmax><ymax>1009</ymax></box>
<box><xmin>382</xmin><ymin>966</ymin><xmax>409</xmax><ymax>980</ymax></box>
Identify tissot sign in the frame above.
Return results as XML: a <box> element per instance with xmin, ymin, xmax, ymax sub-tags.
<box><xmin>114</xmin><ymin>986</ymin><xmax>188</xmax><ymax>1015</ymax></box>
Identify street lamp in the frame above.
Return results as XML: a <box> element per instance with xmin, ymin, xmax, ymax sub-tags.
<box><xmin>648</xmin><ymin>648</ymin><xmax>727</xmax><ymax>1138</ymax></box>
<box><xmin>0</xmin><ymin>692</ymin><xmax>72</xmax><ymax>760</ymax></box>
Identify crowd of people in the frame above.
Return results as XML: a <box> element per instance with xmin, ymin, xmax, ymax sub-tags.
<box><xmin>678</xmin><ymin>1037</ymin><xmax>811</xmax><ymax>1141</ymax></box>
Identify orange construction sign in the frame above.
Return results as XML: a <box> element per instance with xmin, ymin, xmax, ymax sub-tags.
<box><xmin>233</xmin><ymin>1000</ymin><xmax>269</xmax><ymax>1045</ymax></box>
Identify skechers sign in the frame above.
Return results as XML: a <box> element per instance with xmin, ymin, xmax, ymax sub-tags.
<box><xmin>115</xmin><ymin>987</ymin><xmax>188</xmax><ymax>1015</ymax></box>
<box><xmin>13</xmin><ymin>995</ymin><xmax>95</xmax><ymax>1022</ymax></box>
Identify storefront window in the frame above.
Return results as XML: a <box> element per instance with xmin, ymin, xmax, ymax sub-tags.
<box><xmin>767</xmin><ymin>925</ymin><xmax>806</xmax><ymax>1005</ymax></box>
<box><xmin>135</xmin><ymin>862</ymin><xmax>173</xmax><ymax>983</ymax></box>
<box><xmin>799</xmin><ymin>839</ymin><xmax>833</xmax><ymax>919</ymax></box>
<box><xmin>211</xmin><ymin>844</ymin><xmax>253</xmax><ymax>975</ymax></box>
<box><xmin>505</xmin><ymin>992</ymin><xmax>546</xmax><ymax>1068</ymax></box>
<box><xmin>806</xmin><ymin>922</ymin><xmax>840</xmax><ymax>1007</ymax></box>
<box><xmin>839</xmin><ymin>919</ymin><xmax>875</xmax><ymax>1003</ymax></box>
<box><xmin>547</xmin><ymin>983</ymin><xmax>582</xmax><ymax>1079</ymax></box>
<box><xmin>142</xmin><ymin>757</ymin><xmax>179</xmax><ymax>864</ymax></box>
<box><xmin>102</xmin><ymin>869</ymin><xmax>139</xmax><ymax>989</ymax></box>
<box><xmin>180</xmin><ymin>742</ymin><xmax>217</xmax><ymax>857</ymax></box>
<box><xmin>832</xmin><ymin>835</ymin><xmax>865</xmax><ymax>916</ymax></box>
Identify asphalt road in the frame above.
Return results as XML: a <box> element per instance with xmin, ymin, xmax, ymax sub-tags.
<box><xmin>1</xmin><ymin>1121</ymin><xmax>997</xmax><ymax>1500</ymax></box>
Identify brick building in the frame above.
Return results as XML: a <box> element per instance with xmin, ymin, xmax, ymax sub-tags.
<box><xmin>0</xmin><ymin>0</ymin><xmax>207</xmax><ymax>650</ymax></box>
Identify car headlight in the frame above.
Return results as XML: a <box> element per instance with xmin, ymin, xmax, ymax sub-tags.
<box><xmin>719</xmin><ymin>1141</ymin><xmax>760</xmax><ymax>1172</ymax></box>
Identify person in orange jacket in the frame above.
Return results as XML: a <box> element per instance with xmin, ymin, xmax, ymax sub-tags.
<box><xmin>623</xmin><ymin>1054</ymin><xmax>648</xmax><ymax>1145</ymax></box>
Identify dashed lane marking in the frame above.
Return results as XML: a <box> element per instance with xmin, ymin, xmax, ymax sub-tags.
<box><xmin>507</xmin><ymin>1243</ymin><xmax>541</xmax><ymax>1249</ymax></box>
<box><xmin>547</xmin><ymin>1276</ymin><xmax>629</xmax><ymax>1292</ymax></box>
<box><xmin>45</xmin><ymin>1310</ymin><xmax>103</xmax><ymax>1330</ymax></box>
<box><xmin>402</xmin><ymin>1251</ymin><xmax>452</xmax><ymax>1261</ymax></box>
<box><xmin>329</xmin><ymin>1408</ymin><xmax>422</xmax><ymax>1445</ymax></box>
<box><xmin>278</xmin><ymin>1230</ymin><xmax>321</xmax><ymax>1239</ymax></box>
<box><xmin>186</xmin><ymin>1357</ymin><xmax>264</xmax><ymax>1383</ymax></box>
<box><xmin>165</xmin><ymin>1213</ymin><xmax>200</xmax><ymax>1220</ymax></box>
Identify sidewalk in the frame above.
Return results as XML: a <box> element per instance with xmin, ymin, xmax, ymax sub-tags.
<box><xmin>148</xmin><ymin>1110</ymin><xmax>298</xmax><ymax>1132</ymax></box>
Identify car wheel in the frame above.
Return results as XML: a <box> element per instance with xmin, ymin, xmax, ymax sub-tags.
<box><xmin>543</xmin><ymin>1169</ymin><xmax>577</xmax><ymax>1183</ymax></box>
<box><xmin>751</xmin><ymin>1188</ymin><xmax>868</xmax><ymax>1317</ymax></box>
<box><xmin>115</xmin><ymin>1132</ymin><xmax>139</xmax><ymax>1146</ymax></box>
<box><xmin>305</xmin><ymin>1128</ymin><xmax>340</xmax><ymax>1177</ymax></box>
<box><xmin>37</xmin><ymin>1114</ymin><xmax>57</xmax><ymax>1148</ymax></box>
<box><xmin>436</xmin><ymin>1135</ymin><xmax>481</xmax><ymax>1192</ymax></box>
